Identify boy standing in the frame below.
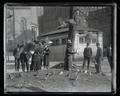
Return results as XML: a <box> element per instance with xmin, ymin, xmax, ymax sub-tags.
<box><xmin>82</xmin><ymin>43</ymin><xmax>92</xmax><ymax>73</ymax></box>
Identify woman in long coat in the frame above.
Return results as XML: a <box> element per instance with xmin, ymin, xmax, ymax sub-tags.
<box><xmin>32</xmin><ymin>43</ymin><xmax>44</xmax><ymax>71</ymax></box>
<box><xmin>33</xmin><ymin>49</ymin><xmax>41</xmax><ymax>71</ymax></box>
<box><xmin>43</xmin><ymin>45</ymin><xmax>50</xmax><ymax>69</ymax></box>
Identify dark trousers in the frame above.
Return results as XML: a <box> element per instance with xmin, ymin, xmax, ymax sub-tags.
<box><xmin>30</xmin><ymin>55</ymin><xmax>34</xmax><ymax>71</ymax></box>
<box><xmin>21</xmin><ymin>58</ymin><xmax>29</xmax><ymax>72</ymax></box>
<box><xmin>30</xmin><ymin>54</ymin><xmax>42</xmax><ymax>71</ymax></box>
<box><xmin>33</xmin><ymin>60</ymin><xmax>42</xmax><ymax>71</ymax></box>
<box><xmin>15</xmin><ymin>58</ymin><xmax>20</xmax><ymax>71</ymax></box>
<box><xmin>82</xmin><ymin>57</ymin><xmax>91</xmax><ymax>70</ymax></box>
<box><xmin>44</xmin><ymin>55</ymin><xmax>49</xmax><ymax>69</ymax></box>
<box><xmin>20</xmin><ymin>53</ymin><xmax>29</xmax><ymax>72</ymax></box>
<box><xmin>95</xmin><ymin>58</ymin><xmax>101</xmax><ymax>73</ymax></box>
<box><xmin>107</xmin><ymin>56</ymin><xmax>112</xmax><ymax>72</ymax></box>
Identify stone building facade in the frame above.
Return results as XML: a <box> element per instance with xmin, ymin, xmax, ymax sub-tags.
<box><xmin>6</xmin><ymin>6</ymin><xmax>40</xmax><ymax>52</ymax></box>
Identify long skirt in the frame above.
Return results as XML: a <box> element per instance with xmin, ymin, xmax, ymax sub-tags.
<box><xmin>43</xmin><ymin>55</ymin><xmax>49</xmax><ymax>68</ymax></box>
<box><xmin>31</xmin><ymin>54</ymin><xmax>42</xmax><ymax>71</ymax></box>
<box><xmin>30</xmin><ymin>54</ymin><xmax>34</xmax><ymax>71</ymax></box>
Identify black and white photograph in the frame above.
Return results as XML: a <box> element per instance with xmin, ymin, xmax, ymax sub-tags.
<box><xmin>4</xmin><ymin>3</ymin><xmax>116</xmax><ymax>93</ymax></box>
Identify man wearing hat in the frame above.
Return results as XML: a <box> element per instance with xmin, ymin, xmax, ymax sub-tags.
<box><xmin>43</xmin><ymin>45</ymin><xmax>50</xmax><ymax>69</ymax></box>
<box><xmin>82</xmin><ymin>42</ymin><xmax>92</xmax><ymax>73</ymax></box>
<box><xmin>95</xmin><ymin>42</ymin><xmax>103</xmax><ymax>74</ymax></box>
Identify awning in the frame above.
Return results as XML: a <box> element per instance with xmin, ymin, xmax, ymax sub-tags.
<box><xmin>73</xmin><ymin>26</ymin><xmax>101</xmax><ymax>32</ymax></box>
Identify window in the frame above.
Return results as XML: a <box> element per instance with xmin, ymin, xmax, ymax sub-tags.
<box><xmin>92</xmin><ymin>38</ymin><xmax>97</xmax><ymax>43</ymax></box>
<box><xmin>62</xmin><ymin>38</ymin><xmax>67</xmax><ymax>45</ymax></box>
<box><xmin>85</xmin><ymin>37</ymin><xmax>91</xmax><ymax>43</ymax></box>
<box><xmin>51</xmin><ymin>39</ymin><xmax>59</xmax><ymax>46</ymax></box>
<box><xmin>79</xmin><ymin>37</ymin><xmax>84</xmax><ymax>43</ymax></box>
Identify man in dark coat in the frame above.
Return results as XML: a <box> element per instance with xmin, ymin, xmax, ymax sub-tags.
<box><xmin>82</xmin><ymin>43</ymin><xmax>92</xmax><ymax>73</ymax></box>
<box><xmin>20</xmin><ymin>50</ymin><xmax>30</xmax><ymax>72</ymax></box>
<box><xmin>106</xmin><ymin>45</ymin><xmax>112</xmax><ymax>72</ymax></box>
<box><xmin>32</xmin><ymin>49</ymin><xmax>41</xmax><ymax>71</ymax></box>
<box><xmin>43</xmin><ymin>45</ymin><xmax>50</xmax><ymax>69</ymax></box>
<box><xmin>64</xmin><ymin>40</ymin><xmax>76</xmax><ymax>71</ymax></box>
<box><xmin>19</xmin><ymin>43</ymin><xmax>30</xmax><ymax>72</ymax></box>
<box><xmin>13</xmin><ymin>44</ymin><xmax>20</xmax><ymax>71</ymax></box>
<box><xmin>95</xmin><ymin>43</ymin><xmax>103</xmax><ymax>74</ymax></box>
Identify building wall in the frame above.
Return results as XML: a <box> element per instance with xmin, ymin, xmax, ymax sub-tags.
<box><xmin>39</xmin><ymin>30</ymin><xmax>103</xmax><ymax>61</ymax></box>
<box><xmin>6</xmin><ymin>6</ymin><xmax>39</xmax><ymax>52</ymax></box>
<box><xmin>38</xmin><ymin>7</ymin><xmax>112</xmax><ymax>48</ymax></box>
<box><xmin>38</xmin><ymin>7</ymin><xmax>70</xmax><ymax>34</ymax></box>
<box><xmin>87</xmin><ymin>7</ymin><xmax>112</xmax><ymax>47</ymax></box>
<box><xmin>14</xmin><ymin>8</ymin><xmax>31</xmax><ymax>39</ymax></box>
<box><xmin>39</xmin><ymin>32</ymin><xmax>68</xmax><ymax>61</ymax></box>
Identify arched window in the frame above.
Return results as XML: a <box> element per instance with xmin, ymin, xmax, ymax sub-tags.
<box><xmin>51</xmin><ymin>39</ymin><xmax>60</xmax><ymax>46</ymax></box>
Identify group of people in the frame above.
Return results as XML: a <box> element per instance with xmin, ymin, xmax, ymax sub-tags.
<box><xmin>64</xmin><ymin>38</ymin><xmax>112</xmax><ymax>74</ymax></box>
<box><xmin>82</xmin><ymin>42</ymin><xmax>112</xmax><ymax>74</ymax></box>
<box><xmin>13</xmin><ymin>40</ymin><xmax>50</xmax><ymax>72</ymax></box>
<box><xmin>13</xmin><ymin>39</ymin><xmax>112</xmax><ymax>74</ymax></box>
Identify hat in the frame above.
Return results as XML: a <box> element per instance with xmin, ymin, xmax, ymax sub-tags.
<box><xmin>96</xmin><ymin>42</ymin><xmax>100</xmax><ymax>46</ymax></box>
<box><xmin>67</xmin><ymin>39</ymin><xmax>72</xmax><ymax>44</ymax></box>
<box><xmin>87</xmin><ymin>42</ymin><xmax>90</xmax><ymax>46</ymax></box>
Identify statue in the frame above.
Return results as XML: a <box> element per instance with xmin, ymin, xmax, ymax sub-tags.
<box><xmin>72</xmin><ymin>9</ymin><xmax>88</xmax><ymax>30</ymax></box>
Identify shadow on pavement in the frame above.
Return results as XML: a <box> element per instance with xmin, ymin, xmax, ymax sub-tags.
<box><xmin>25</xmin><ymin>86</ymin><xmax>47</xmax><ymax>92</ymax></box>
<box><xmin>50</xmin><ymin>63</ymin><xmax>64</xmax><ymax>69</ymax></box>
